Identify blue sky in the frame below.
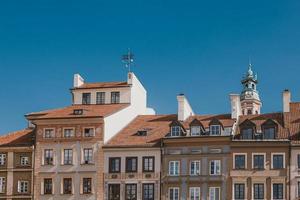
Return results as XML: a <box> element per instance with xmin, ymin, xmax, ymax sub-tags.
<box><xmin>1</xmin><ymin>0</ymin><xmax>300</xmax><ymax>134</ymax></box>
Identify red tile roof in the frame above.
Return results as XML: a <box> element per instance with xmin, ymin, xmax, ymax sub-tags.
<box><xmin>105</xmin><ymin>115</ymin><xmax>178</xmax><ymax>147</ymax></box>
<box><xmin>236</xmin><ymin>112</ymin><xmax>289</xmax><ymax>139</ymax></box>
<box><xmin>26</xmin><ymin>104</ymin><xmax>130</xmax><ymax>120</ymax></box>
<box><xmin>72</xmin><ymin>81</ymin><xmax>130</xmax><ymax>89</ymax></box>
<box><xmin>284</xmin><ymin>102</ymin><xmax>300</xmax><ymax>143</ymax></box>
<box><xmin>105</xmin><ymin>113</ymin><xmax>235</xmax><ymax>148</ymax></box>
<box><xmin>0</xmin><ymin>129</ymin><xmax>34</xmax><ymax>147</ymax></box>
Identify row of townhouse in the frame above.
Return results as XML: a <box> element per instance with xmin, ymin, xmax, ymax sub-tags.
<box><xmin>1</xmin><ymin>64</ymin><xmax>300</xmax><ymax>200</ymax></box>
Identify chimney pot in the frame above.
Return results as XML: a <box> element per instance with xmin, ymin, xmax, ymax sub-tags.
<box><xmin>283</xmin><ymin>89</ymin><xmax>291</xmax><ymax>112</ymax></box>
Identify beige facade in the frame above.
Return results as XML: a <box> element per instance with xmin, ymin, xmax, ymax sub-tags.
<box><xmin>103</xmin><ymin>147</ymin><xmax>161</xmax><ymax>200</ymax></box>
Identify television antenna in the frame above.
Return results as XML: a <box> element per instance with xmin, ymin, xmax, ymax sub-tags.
<box><xmin>122</xmin><ymin>48</ymin><xmax>134</xmax><ymax>72</ymax></box>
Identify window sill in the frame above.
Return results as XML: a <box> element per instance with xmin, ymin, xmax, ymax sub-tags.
<box><xmin>81</xmin><ymin>162</ymin><xmax>95</xmax><ymax>165</ymax></box>
<box><xmin>61</xmin><ymin>164</ymin><xmax>74</xmax><ymax>166</ymax></box>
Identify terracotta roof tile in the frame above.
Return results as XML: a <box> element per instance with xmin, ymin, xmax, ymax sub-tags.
<box><xmin>73</xmin><ymin>81</ymin><xmax>130</xmax><ymax>89</ymax></box>
<box><xmin>26</xmin><ymin>104</ymin><xmax>129</xmax><ymax>120</ymax></box>
<box><xmin>284</xmin><ymin>102</ymin><xmax>300</xmax><ymax>141</ymax></box>
<box><xmin>105</xmin><ymin>115</ymin><xmax>177</xmax><ymax>147</ymax></box>
<box><xmin>236</xmin><ymin>112</ymin><xmax>289</xmax><ymax>139</ymax></box>
<box><xmin>0</xmin><ymin>129</ymin><xmax>34</xmax><ymax>147</ymax></box>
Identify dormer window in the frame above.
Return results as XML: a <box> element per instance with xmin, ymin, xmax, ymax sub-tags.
<box><xmin>171</xmin><ymin>126</ymin><xmax>181</xmax><ymax>137</ymax></box>
<box><xmin>73</xmin><ymin>109</ymin><xmax>83</xmax><ymax>115</ymax></box>
<box><xmin>190</xmin><ymin>126</ymin><xmax>201</xmax><ymax>136</ymax></box>
<box><xmin>82</xmin><ymin>93</ymin><xmax>91</xmax><ymax>105</ymax></box>
<box><xmin>111</xmin><ymin>92</ymin><xmax>120</xmax><ymax>104</ymax></box>
<box><xmin>210</xmin><ymin>125</ymin><xmax>221</xmax><ymax>135</ymax></box>
<box><xmin>263</xmin><ymin>127</ymin><xmax>275</xmax><ymax>139</ymax></box>
<box><xmin>241</xmin><ymin>128</ymin><xmax>253</xmax><ymax>139</ymax></box>
<box><xmin>137</xmin><ymin>130</ymin><xmax>147</xmax><ymax>136</ymax></box>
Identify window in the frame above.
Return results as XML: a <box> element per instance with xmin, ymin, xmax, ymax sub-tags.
<box><xmin>264</xmin><ymin>127</ymin><xmax>275</xmax><ymax>139</ymax></box>
<box><xmin>83</xmin><ymin>148</ymin><xmax>93</xmax><ymax>164</ymax></box>
<box><xmin>189</xmin><ymin>187</ymin><xmax>200</xmax><ymax>200</ymax></box>
<box><xmin>234</xmin><ymin>183</ymin><xmax>245</xmax><ymax>200</ymax></box>
<box><xmin>20</xmin><ymin>156</ymin><xmax>29</xmax><ymax>166</ymax></box>
<box><xmin>234</xmin><ymin>154</ymin><xmax>246</xmax><ymax>169</ymax></box>
<box><xmin>191</xmin><ymin>126</ymin><xmax>201</xmax><ymax>136</ymax></box>
<box><xmin>0</xmin><ymin>154</ymin><xmax>6</xmax><ymax>165</ymax></box>
<box><xmin>84</xmin><ymin>128</ymin><xmax>95</xmax><ymax>137</ymax></box>
<box><xmin>253</xmin><ymin>183</ymin><xmax>264</xmax><ymax>199</ymax></box>
<box><xmin>210</xmin><ymin>160</ymin><xmax>221</xmax><ymax>175</ymax></box>
<box><xmin>125</xmin><ymin>184</ymin><xmax>137</xmax><ymax>200</ymax></box>
<box><xmin>63</xmin><ymin>149</ymin><xmax>73</xmax><ymax>165</ymax></box>
<box><xmin>247</xmin><ymin>109</ymin><xmax>252</xmax><ymax>115</ymax></box>
<box><xmin>272</xmin><ymin>154</ymin><xmax>284</xmax><ymax>169</ymax></box>
<box><xmin>171</xmin><ymin>126</ymin><xmax>181</xmax><ymax>137</ymax></box>
<box><xmin>241</xmin><ymin>128</ymin><xmax>253</xmax><ymax>139</ymax></box>
<box><xmin>82</xmin><ymin>93</ymin><xmax>91</xmax><ymax>104</ymax></box>
<box><xmin>108</xmin><ymin>184</ymin><xmax>120</xmax><ymax>200</ymax></box>
<box><xmin>44</xmin><ymin>129</ymin><xmax>54</xmax><ymax>138</ymax></box>
<box><xmin>143</xmin><ymin>157</ymin><xmax>154</xmax><ymax>172</ymax></box>
<box><xmin>169</xmin><ymin>161</ymin><xmax>180</xmax><ymax>176</ymax></box>
<box><xmin>96</xmin><ymin>92</ymin><xmax>105</xmax><ymax>104</ymax></box>
<box><xmin>109</xmin><ymin>157</ymin><xmax>121</xmax><ymax>173</ymax></box>
<box><xmin>44</xmin><ymin>178</ymin><xmax>52</xmax><ymax>194</ymax></box>
<box><xmin>63</xmin><ymin>178</ymin><xmax>72</xmax><ymax>194</ymax></box>
<box><xmin>190</xmin><ymin>160</ymin><xmax>201</xmax><ymax>176</ymax></box>
<box><xmin>209</xmin><ymin>187</ymin><xmax>220</xmax><ymax>200</ymax></box>
<box><xmin>210</xmin><ymin>125</ymin><xmax>221</xmax><ymax>135</ymax></box>
<box><xmin>169</xmin><ymin>187</ymin><xmax>179</xmax><ymax>200</ymax></box>
<box><xmin>253</xmin><ymin>154</ymin><xmax>265</xmax><ymax>169</ymax></box>
<box><xmin>272</xmin><ymin>183</ymin><xmax>283</xmax><ymax>199</ymax></box>
<box><xmin>0</xmin><ymin>177</ymin><xmax>5</xmax><ymax>193</ymax></box>
<box><xmin>63</xmin><ymin>129</ymin><xmax>74</xmax><ymax>138</ymax></box>
<box><xmin>111</xmin><ymin>92</ymin><xmax>120</xmax><ymax>104</ymax></box>
<box><xmin>44</xmin><ymin>149</ymin><xmax>53</xmax><ymax>165</ymax></box>
<box><xmin>298</xmin><ymin>154</ymin><xmax>300</xmax><ymax>169</ymax></box>
<box><xmin>18</xmin><ymin>181</ymin><xmax>29</xmax><ymax>193</ymax></box>
<box><xmin>298</xmin><ymin>181</ymin><xmax>300</xmax><ymax>198</ymax></box>
<box><xmin>83</xmin><ymin>178</ymin><xmax>92</xmax><ymax>194</ymax></box>
<box><xmin>143</xmin><ymin>183</ymin><xmax>154</xmax><ymax>200</ymax></box>
<box><xmin>126</xmin><ymin>157</ymin><xmax>138</xmax><ymax>172</ymax></box>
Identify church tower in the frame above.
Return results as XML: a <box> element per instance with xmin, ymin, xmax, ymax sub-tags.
<box><xmin>240</xmin><ymin>64</ymin><xmax>262</xmax><ymax>115</ymax></box>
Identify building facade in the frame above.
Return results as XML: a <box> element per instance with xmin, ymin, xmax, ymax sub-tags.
<box><xmin>25</xmin><ymin>72</ymin><xmax>153</xmax><ymax>200</ymax></box>
<box><xmin>0</xmin><ymin>129</ymin><xmax>34</xmax><ymax>200</ymax></box>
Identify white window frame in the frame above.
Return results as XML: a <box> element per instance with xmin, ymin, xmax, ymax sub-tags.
<box><xmin>189</xmin><ymin>187</ymin><xmax>200</xmax><ymax>200</ymax></box>
<box><xmin>209</xmin><ymin>187</ymin><xmax>220</xmax><ymax>200</ymax></box>
<box><xmin>190</xmin><ymin>160</ymin><xmax>201</xmax><ymax>176</ymax></box>
<box><xmin>0</xmin><ymin>177</ymin><xmax>5</xmax><ymax>193</ymax></box>
<box><xmin>169</xmin><ymin>161</ymin><xmax>180</xmax><ymax>176</ymax></box>
<box><xmin>83</xmin><ymin>127</ymin><xmax>95</xmax><ymax>137</ymax></box>
<box><xmin>43</xmin><ymin>149</ymin><xmax>54</xmax><ymax>165</ymax></box>
<box><xmin>252</xmin><ymin>182</ymin><xmax>265</xmax><ymax>200</ymax></box>
<box><xmin>41</xmin><ymin>178</ymin><xmax>53</xmax><ymax>195</ymax></box>
<box><xmin>232</xmin><ymin>181</ymin><xmax>246</xmax><ymax>200</ymax></box>
<box><xmin>43</xmin><ymin>128</ymin><xmax>55</xmax><ymax>138</ymax></box>
<box><xmin>210</xmin><ymin>125</ymin><xmax>221</xmax><ymax>135</ymax></box>
<box><xmin>171</xmin><ymin>126</ymin><xmax>181</xmax><ymax>137</ymax></box>
<box><xmin>271</xmin><ymin>182</ymin><xmax>285</xmax><ymax>200</ymax></box>
<box><xmin>18</xmin><ymin>180</ymin><xmax>29</xmax><ymax>193</ymax></box>
<box><xmin>271</xmin><ymin>152</ymin><xmax>285</xmax><ymax>169</ymax></box>
<box><xmin>190</xmin><ymin>126</ymin><xmax>201</xmax><ymax>136</ymax></box>
<box><xmin>252</xmin><ymin>153</ymin><xmax>266</xmax><ymax>169</ymax></box>
<box><xmin>62</xmin><ymin>149</ymin><xmax>73</xmax><ymax>165</ymax></box>
<box><xmin>169</xmin><ymin>187</ymin><xmax>180</xmax><ymax>200</ymax></box>
<box><xmin>0</xmin><ymin>154</ymin><xmax>6</xmax><ymax>165</ymax></box>
<box><xmin>209</xmin><ymin>160</ymin><xmax>221</xmax><ymax>175</ymax></box>
<box><xmin>63</xmin><ymin>128</ymin><xmax>75</xmax><ymax>138</ymax></box>
<box><xmin>20</xmin><ymin>156</ymin><xmax>29</xmax><ymax>166</ymax></box>
<box><xmin>83</xmin><ymin>148</ymin><xmax>93</xmax><ymax>164</ymax></box>
<box><xmin>233</xmin><ymin>153</ymin><xmax>247</xmax><ymax>170</ymax></box>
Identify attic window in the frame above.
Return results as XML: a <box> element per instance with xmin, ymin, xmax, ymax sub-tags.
<box><xmin>191</xmin><ymin>126</ymin><xmax>201</xmax><ymax>136</ymax></box>
<box><xmin>137</xmin><ymin>130</ymin><xmax>147</xmax><ymax>136</ymax></box>
<box><xmin>171</xmin><ymin>126</ymin><xmax>181</xmax><ymax>137</ymax></box>
<box><xmin>73</xmin><ymin>109</ymin><xmax>83</xmax><ymax>115</ymax></box>
<box><xmin>263</xmin><ymin>127</ymin><xmax>275</xmax><ymax>139</ymax></box>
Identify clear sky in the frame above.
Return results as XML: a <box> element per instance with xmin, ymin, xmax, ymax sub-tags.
<box><xmin>1</xmin><ymin>0</ymin><xmax>300</xmax><ymax>134</ymax></box>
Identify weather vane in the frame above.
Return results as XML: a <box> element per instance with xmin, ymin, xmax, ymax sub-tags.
<box><xmin>122</xmin><ymin>48</ymin><xmax>134</xmax><ymax>72</ymax></box>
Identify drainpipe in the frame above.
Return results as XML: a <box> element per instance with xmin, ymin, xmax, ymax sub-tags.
<box><xmin>160</xmin><ymin>138</ymin><xmax>163</xmax><ymax>200</ymax></box>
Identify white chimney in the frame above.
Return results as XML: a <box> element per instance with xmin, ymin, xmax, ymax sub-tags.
<box><xmin>230</xmin><ymin>94</ymin><xmax>241</xmax><ymax>119</ymax></box>
<box><xmin>283</xmin><ymin>89</ymin><xmax>291</xmax><ymax>112</ymax></box>
<box><xmin>73</xmin><ymin>74</ymin><xmax>84</xmax><ymax>88</ymax></box>
<box><xmin>177</xmin><ymin>94</ymin><xmax>194</xmax><ymax>121</ymax></box>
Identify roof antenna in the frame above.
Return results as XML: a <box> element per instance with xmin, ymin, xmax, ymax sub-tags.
<box><xmin>122</xmin><ymin>48</ymin><xmax>134</xmax><ymax>72</ymax></box>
